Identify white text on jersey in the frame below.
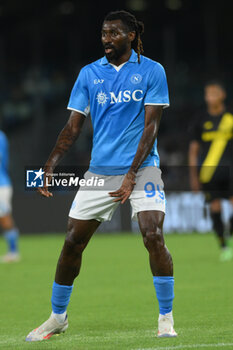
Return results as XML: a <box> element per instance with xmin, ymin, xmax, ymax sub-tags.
<box><xmin>109</xmin><ymin>90</ymin><xmax>143</xmax><ymax>104</ymax></box>
<box><xmin>94</xmin><ymin>79</ymin><xmax>104</xmax><ymax>84</ymax></box>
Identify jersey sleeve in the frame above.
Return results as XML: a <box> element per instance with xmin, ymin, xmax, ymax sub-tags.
<box><xmin>67</xmin><ymin>68</ymin><xmax>90</xmax><ymax>116</ymax></box>
<box><xmin>144</xmin><ymin>63</ymin><xmax>170</xmax><ymax>108</ymax></box>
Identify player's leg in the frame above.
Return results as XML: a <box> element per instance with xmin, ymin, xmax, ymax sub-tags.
<box><xmin>0</xmin><ymin>215</ymin><xmax>20</xmax><ymax>263</ymax></box>
<box><xmin>228</xmin><ymin>196</ymin><xmax>233</xmax><ymax>246</ymax></box>
<box><xmin>51</xmin><ymin>218</ymin><xmax>100</xmax><ymax>317</ymax></box>
<box><xmin>0</xmin><ymin>186</ymin><xmax>20</xmax><ymax>262</ymax></box>
<box><xmin>26</xmin><ymin>173</ymin><xmax>122</xmax><ymax>341</ymax></box>
<box><xmin>138</xmin><ymin>210</ymin><xmax>172</xmax><ymax>275</ymax></box>
<box><xmin>55</xmin><ymin>218</ymin><xmax>100</xmax><ymax>285</ymax></box>
<box><xmin>210</xmin><ymin>199</ymin><xmax>232</xmax><ymax>261</ymax></box>
<box><xmin>138</xmin><ymin>210</ymin><xmax>177</xmax><ymax>337</ymax></box>
<box><xmin>26</xmin><ymin>218</ymin><xmax>100</xmax><ymax>341</ymax></box>
<box><xmin>210</xmin><ymin>199</ymin><xmax>225</xmax><ymax>247</ymax></box>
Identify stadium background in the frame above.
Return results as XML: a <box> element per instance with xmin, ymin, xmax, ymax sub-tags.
<box><xmin>0</xmin><ymin>0</ymin><xmax>232</xmax><ymax>232</ymax></box>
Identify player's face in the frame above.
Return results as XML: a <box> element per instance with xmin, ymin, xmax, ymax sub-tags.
<box><xmin>204</xmin><ymin>85</ymin><xmax>226</xmax><ymax>107</ymax></box>
<box><xmin>101</xmin><ymin>20</ymin><xmax>135</xmax><ymax>62</ymax></box>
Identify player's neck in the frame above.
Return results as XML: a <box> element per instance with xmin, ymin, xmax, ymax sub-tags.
<box><xmin>108</xmin><ymin>49</ymin><xmax>132</xmax><ymax>67</ymax></box>
<box><xmin>207</xmin><ymin>104</ymin><xmax>225</xmax><ymax>116</ymax></box>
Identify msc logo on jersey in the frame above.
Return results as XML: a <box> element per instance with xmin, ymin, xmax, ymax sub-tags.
<box><xmin>96</xmin><ymin>89</ymin><xmax>143</xmax><ymax>106</ymax></box>
<box><xmin>130</xmin><ymin>74</ymin><xmax>142</xmax><ymax>84</ymax></box>
<box><xmin>26</xmin><ymin>168</ymin><xmax>44</xmax><ymax>187</ymax></box>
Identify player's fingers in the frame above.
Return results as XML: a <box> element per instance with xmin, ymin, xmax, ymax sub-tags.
<box><xmin>38</xmin><ymin>188</ymin><xmax>53</xmax><ymax>198</ymax></box>
<box><xmin>37</xmin><ymin>188</ymin><xmax>45</xmax><ymax>196</ymax></box>
<box><xmin>121</xmin><ymin>193</ymin><xmax>130</xmax><ymax>204</ymax></box>
<box><xmin>109</xmin><ymin>188</ymin><xmax>121</xmax><ymax>193</ymax></box>
<box><xmin>41</xmin><ymin>191</ymin><xmax>49</xmax><ymax>198</ymax></box>
<box><xmin>44</xmin><ymin>190</ymin><xmax>53</xmax><ymax>197</ymax></box>
<box><xmin>109</xmin><ymin>190</ymin><xmax>122</xmax><ymax>196</ymax></box>
<box><xmin>112</xmin><ymin>197</ymin><xmax>122</xmax><ymax>202</ymax></box>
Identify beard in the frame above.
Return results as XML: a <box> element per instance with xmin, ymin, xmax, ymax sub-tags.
<box><xmin>105</xmin><ymin>43</ymin><xmax>128</xmax><ymax>62</ymax></box>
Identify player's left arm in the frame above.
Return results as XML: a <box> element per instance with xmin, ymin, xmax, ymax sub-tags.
<box><xmin>0</xmin><ymin>132</ymin><xmax>9</xmax><ymax>172</ymax></box>
<box><xmin>109</xmin><ymin>105</ymin><xmax>163</xmax><ymax>203</ymax></box>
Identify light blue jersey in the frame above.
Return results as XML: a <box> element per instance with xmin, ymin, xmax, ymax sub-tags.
<box><xmin>68</xmin><ymin>49</ymin><xmax>169</xmax><ymax>175</ymax></box>
<box><xmin>0</xmin><ymin>131</ymin><xmax>11</xmax><ymax>186</ymax></box>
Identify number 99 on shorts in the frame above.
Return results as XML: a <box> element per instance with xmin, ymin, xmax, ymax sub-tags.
<box><xmin>144</xmin><ymin>182</ymin><xmax>165</xmax><ymax>203</ymax></box>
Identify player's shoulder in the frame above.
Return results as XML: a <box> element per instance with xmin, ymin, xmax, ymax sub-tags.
<box><xmin>0</xmin><ymin>130</ymin><xmax>8</xmax><ymax>148</ymax></box>
<box><xmin>140</xmin><ymin>55</ymin><xmax>166</xmax><ymax>72</ymax></box>
<box><xmin>0</xmin><ymin>130</ymin><xmax>7</xmax><ymax>141</ymax></box>
<box><xmin>76</xmin><ymin>58</ymin><xmax>105</xmax><ymax>80</ymax></box>
<box><xmin>225</xmin><ymin>108</ymin><xmax>233</xmax><ymax>116</ymax></box>
<box><xmin>81</xmin><ymin>57</ymin><xmax>104</xmax><ymax>70</ymax></box>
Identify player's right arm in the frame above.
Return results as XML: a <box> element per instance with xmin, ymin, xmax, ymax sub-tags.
<box><xmin>38</xmin><ymin>111</ymin><xmax>85</xmax><ymax>198</ymax></box>
<box><xmin>39</xmin><ymin>66</ymin><xmax>89</xmax><ymax>198</ymax></box>
<box><xmin>188</xmin><ymin>140</ymin><xmax>201</xmax><ymax>192</ymax></box>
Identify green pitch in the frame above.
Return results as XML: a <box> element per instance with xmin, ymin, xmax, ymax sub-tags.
<box><xmin>0</xmin><ymin>233</ymin><xmax>233</xmax><ymax>350</ymax></box>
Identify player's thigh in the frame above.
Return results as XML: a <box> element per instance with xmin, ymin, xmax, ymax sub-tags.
<box><xmin>130</xmin><ymin>166</ymin><xmax>166</xmax><ymax>221</ymax></box>
<box><xmin>66</xmin><ymin>217</ymin><xmax>101</xmax><ymax>246</ymax></box>
<box><xmin>0</xmin><ymin>186</ymin><xmax>14</xmax><ymax>230</ymax></box>
<box><xmin>0</xmin><ymin>214</ymin><xmax>14</xmax><ymax>230</ymax></box>
<box><xmin>0</xmin><ymin>186</ymin><xmax>13</xmax><ymax>225</ymax></box>
<box><xmin>69</xmin><ymin>171</ymin><xmax>122</xmax><ymax>222</ymax></box>
<box><xmin>229</xmin><ymin>196</ymin><xmax>233</xmax><ymax>207</ymax></box>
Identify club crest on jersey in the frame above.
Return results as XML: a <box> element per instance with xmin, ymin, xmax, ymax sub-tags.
<box><xmin>96</xmin><ymin>89</ymin><xmax>143</xmax><ymax>106</ymax></box>
<box><xmin>130</xmin><ymin>74</ymin><xmax>142</xmax><ymax>84</ymax></box>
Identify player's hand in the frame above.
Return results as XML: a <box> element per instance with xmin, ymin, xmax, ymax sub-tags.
<box><xmin>109</xmin><ymin>172</ymin><xmax>136</xmax><ymax>204</ymax></box>
<box><xmin>37</xmin><ymin>167</ymin><xmax>53</xmax><ymax>198</ymax></box>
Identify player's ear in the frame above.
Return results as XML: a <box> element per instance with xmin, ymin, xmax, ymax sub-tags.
<box><xmin>128</xmin><ymin>31</ymin><xmax>136</xmax><ymax>42</ymax></box>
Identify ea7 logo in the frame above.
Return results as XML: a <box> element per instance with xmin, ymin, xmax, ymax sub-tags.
<box><xmin>110</xmin><ymin>90</ymin><xmax>143</xmax><ymax>104</ymax></box>
<box><xmin>94</xmin><ymin>79</ymin><xmax>104</xmax><ymax>84</ymax></box>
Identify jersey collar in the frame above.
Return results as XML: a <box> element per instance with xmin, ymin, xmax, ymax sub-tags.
<box><xmin>100</xmin><ymin>49</ymin><xmax>138</xmax><ymax>66</ymax></box>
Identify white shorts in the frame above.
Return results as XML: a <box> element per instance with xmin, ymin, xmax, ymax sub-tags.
<box><xmin>69</xmin><ymin>167</ymin><xmax>166</xmax><ymax>222</ymax></box>
<box><xmin>0</xmin><ymin>186</ymin><xmax>12</xmax><ymax>217</ymax></box>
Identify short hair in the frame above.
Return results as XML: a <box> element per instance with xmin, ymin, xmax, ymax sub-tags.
<box><xmin>104</xmin><ymin>10</ymin><xmax>144</xmax><ymax>63</ymax></box>
<box><xmin>205</xmin><ymin>80</ymin><xmax>226</xmax><ymax>92</ymax></box>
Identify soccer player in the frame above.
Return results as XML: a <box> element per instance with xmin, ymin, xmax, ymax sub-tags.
<box><xmin>0</xmin><ymin>130</ymin><xmax>20</xmax><ymax>262</ymax></box>
<box><xmin>26</xmin><ymin>10</ymin><xmax>177</xmax><ymax>341</ymax></box>
<box><xmin>189</xmin><ymin>81</ymin><xmax>233</xmax><ymax>261</ymax></box>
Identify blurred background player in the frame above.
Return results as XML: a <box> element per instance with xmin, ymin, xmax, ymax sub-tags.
<box><xmin>189</xmin><ymin>81</ymin><xmax>233</xmax><ymax>261</ymax></box>
<box><xmin>0</xmin><ymin>130</ymin><xmax>20</xmax><ymax>262</ymax></box>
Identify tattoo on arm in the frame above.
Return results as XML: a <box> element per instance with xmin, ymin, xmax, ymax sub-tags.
<box><xmin>55</xmin><ymin>124</ymin><xmax>78</xmax><ymax>154</ymax></box>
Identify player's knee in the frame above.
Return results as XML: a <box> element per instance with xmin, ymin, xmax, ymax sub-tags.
<box><xmin>143</xmin><ymin>227</ymin><xmax>164</xmax><ymax>251</ymax></box>
<box><xmin>64</xmin><ymin>231</ymin><xmax>86</xmax><ymax>256</ymax></box>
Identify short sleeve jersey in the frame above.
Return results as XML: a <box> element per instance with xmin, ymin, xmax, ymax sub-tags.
<box><xmin>0</xmin><ymin>131</ymin><xmax>11</xmax><ymax>186</ymax></box>
<box><xmin>68</xmin><ymin>49</ymin><xmax>169</xmax><ymax>175</ymax></box>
